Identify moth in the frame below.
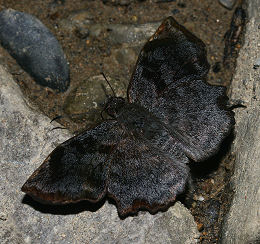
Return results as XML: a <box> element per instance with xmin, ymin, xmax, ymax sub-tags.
<box><xmin>22</xmin><ymin>17</ymin><xmax>234</xmax><ymax>217</ymax></box>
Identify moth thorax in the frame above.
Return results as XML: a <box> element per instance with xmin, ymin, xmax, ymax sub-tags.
<box><xmin>105</xmin><ymin>97</ymin><xmax>125</xmax><ymax>118</ymax></box>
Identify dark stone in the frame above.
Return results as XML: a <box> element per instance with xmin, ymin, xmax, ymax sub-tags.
<box><xmin>213</xmin><ymin>62</ymin><xmax>222</xmax><ymax>73</ymax></box>
<box><xmin>0</xmin><ymin>9</ymin><xmax>70</xmax><ymax>92</ymax></box>
<box><xmin>74</xmin><ymin>27</ymin><xmax>90</xmax><ymax>39</ymax></box>
<box><xmin>177</xmin><ymin>2</ymin><xmax>186</xmax><ymax>8</ymax></box>
<box><xmin>171</xmin><ymin>9</ymin><xmax>180</xmax><ymax>15</ymax></box>
<box><xmin>204</xmin><ymin>200</ymin><xmax>221</xmax><ymax>227</ymax></box>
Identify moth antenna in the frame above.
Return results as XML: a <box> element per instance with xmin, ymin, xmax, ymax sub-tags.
<box><xmin>101</xmin><ymin>72</ymin><xmax>117</xmax><ymax>97</ymax></box>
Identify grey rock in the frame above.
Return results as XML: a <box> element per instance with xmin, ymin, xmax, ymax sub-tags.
<box><xmin>218</xmin><ymin>0</ymin><xmax>236</xmax><ymax>10</ymax></box>
<box><xmin>60</xmin><ymin>13</ymin><xmax>160</xmax><ymax>45</ymax></box>
<box><xmin>0</xmin><ymin>64</ymin><xmax>200</xmax><ymax>243</ymax></box>
<box><xmin>112</xmin><ymin>46</ymin><xmax>138</xmax><ymax>67</ymax></box>
<box><xmin>253</xmin><ymin>57</ymin><xmax>260</xmax><ymax>69</ymax></box>
<box><xmin>102</xmin><ymin>44</ymin><xmax>140</xmax><ymax>79</ymax></box>
<box><xmin>0</xmin><ymin>9</ymin><xmax>70</xmax><ymax>92</ymax></box>
<box><xmin>62</xmin><ymin>10</ymin><xmax>93</xmax><ymax>39</ymax></box>
<box><xmin>221</xmin><ymin>0</ymin><xmax>260</xmax><ymax>243</ymax></box>
<box><xmin>68</xmin><ymin>9</ymin><xmax>94</xmax><ymax>26</ymax></box>
<box><xmin>102</xmin><ymin>22</ymin><xmax>160</xmax><ymax>45</ymax></box>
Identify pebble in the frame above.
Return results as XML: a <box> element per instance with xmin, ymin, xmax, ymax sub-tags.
<box><xmin>107</xmin><ymin>23</ymin><xmax>161</xmax><ymax>44</ymax></box>
<box><xmin>198</xmin><ymin>196</ymin><xmax>205</xmax><ymax>201</ymax></box>
<box><xmin>204</xmin><ymin>200</ymin><xmax>221</xmax><ymax>227</ymax></box>
<box><xmin>113</xmin><ymin>47</ymin><xmax>138</xmax><ymax>67</ymax></box>
<box><xmin>212</xmin><ymin>62</ymin><xmax>221</xmax><ymax>73</ymax></box>
<box><xmin>87</xmin><ymin>22</ymin><xmax>160</xmax><ymax>45</ymax></box>
<box><xmin>64</xmin><ymin>75</ymin><xmax>126</xmax><ymax>126</ymax></box>
<box><xmin>197</xmin><ymin>223</ymin><xmax>204</xmax><ymax>232</ymax></box>
<box><xmin>59</xmin><ymin>11</ymin><xmax>160</xmax><ymax>45</ymax></box>
<box><xmin>253</xmin><ymin>57</ymin><xmax>260</xmax><ymax>69</ymax></box>
<box><xmin>171</xmin><ymin>9</ymin><xmax>180</xmax><ymax>15</ymax></box>
<box><xmin>193</xmin><ymin>195</ymin><xmax>205</xmax><ymax>201</ymax></box>
<box><xmin>74</xmin><ymin>27</ymin><xmax>90</xmax><ymax>39</ymax></box>
<box><xmin>177</xmin><ymin>2</ymin><xmax>186</xmax><ymax>8</ymax></box>
<box><xmin>0</xmin><ymin>9</ymin><xmax>70</xmax><ymax>92</ymax></box>
<box><xmin>218</xmin><ymin>0</ymin><xmax>236</xmax><ymax>10</ymax></box>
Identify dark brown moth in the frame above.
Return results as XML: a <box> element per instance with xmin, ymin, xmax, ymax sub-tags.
<box><xmin>21</xmin><ymin>17</ymin><xmax>234</xmax><ymax>217</ymax></box>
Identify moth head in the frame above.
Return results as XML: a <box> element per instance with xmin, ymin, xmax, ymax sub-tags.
<box><xmin>105</xmin><ymin>97</ymin><xmax>125</xmax><ymax>118</ymax></box>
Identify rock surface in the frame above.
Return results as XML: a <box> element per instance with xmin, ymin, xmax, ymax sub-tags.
<box><xmin>64</xmin><ymin>74</ymin><xmax>127</xmax><ymax>126</ymax></box>
<box><xmin>218</xmin><ymin>0</ymin><xmax>236</xmax><ymax>10</ymax></box>
<box><xmin>60</xmin><ymin>14</ymin><xmax>160</xmax><ymax>45</ymax></box>
<box><xmin>0</xmin><ymin>9</ymin><xmax>70</xmax><ymax>92</ymax></box>
<box><xmin>0</xmin><ymin>64</ymin><xmax>200</xmax><ymax>243</ymax></box>
<box><xmin>221</xmin><ymin>0</ymin><xmax>260</xmax><ymax>243</ymax></box>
